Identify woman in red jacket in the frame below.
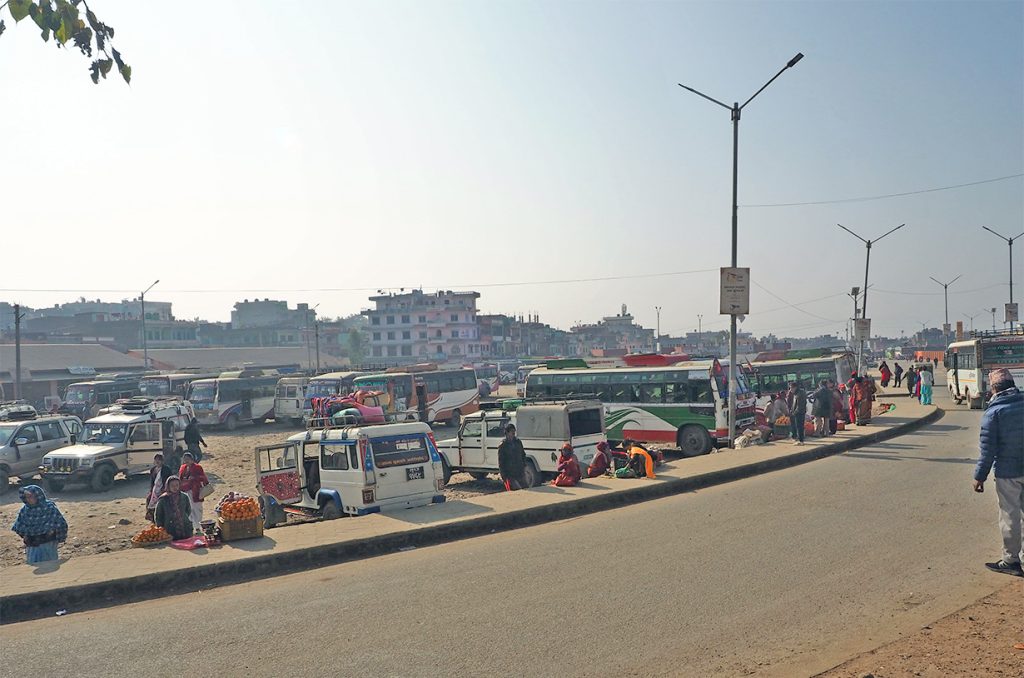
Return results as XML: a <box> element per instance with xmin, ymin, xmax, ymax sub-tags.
<box><xmin>552</xmin><ymin>443</ymin><xmax>582</xmax><ymax>487</ymax></box>
<box><xmin>178</xmin><ymin>451</ymin><xmax>210</xmax><ymax>533</ymax></box>
<box><xmin>586</xmin><ymin>441</ymin><xmax>612</xmax><ymax>478</ymax></box>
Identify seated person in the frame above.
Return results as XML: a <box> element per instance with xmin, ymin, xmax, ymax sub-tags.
<box><xmin>552</xmin><ymin>443</ymin><xmax>582</xmax><ymax>487</ymax></box>
<box><xmin>587</xmin><ymin>441</ymin><xmax>612</xmax><ymax>478</ymax></box>
<box><xmin>626</xmin><ymin>440</ymin><xmax>656</xmax><ymax>479</ymax></box>
<box><xmin>153</xmin><ymin>476</ymin><xmax>194</xmax><ymax>540</ymax></box>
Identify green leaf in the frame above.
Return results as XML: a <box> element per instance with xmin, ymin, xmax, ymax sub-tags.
<box><xmin>99</xmin><ymin>58</ymin><xmax>112</xmax><ymax>76</ymax></box>
<box><xmin>8</xmin><ymin>0</ymin><xmax>34</xmax><ymax>22</ymax></box>
<box><xmin>0</xmin><ymin>19</ymin><xmax>5</xmax><ymax>38</ymax></box>
<box><xmin>112</xmin><ymin>48</ymin><xmax>130</xmax><ymax>84</ymax></box>
<box><xmin>53</xmin><ymin>0</ymin><xmax>78</xmax><ymax>44</ymax></box>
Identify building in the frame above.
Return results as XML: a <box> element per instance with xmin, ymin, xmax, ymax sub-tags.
<box><xmin>477</xmin><ymin>314</ymin><xmax>516</xmax><ymax>358</ymax></box>
<box><xmin>129</xmin><ymin>347</ymin><xmax>346</xmax><ymax>373</ymax></box>
<box><xmin>230</xmin><ymin>299</ymin><xmax>315</xmax><ymax>329</ymax></box>
<box><xmin>363</xmin><ymin>290</ymin><xmax>481</xmax><ymax>363</ymax></box>
<box><xmin>25</xmin><ymin>297</ymin><xmax>173</xmax><ymax>322</ymax></box>
<box><xmin>572</xmin><ymin>305</ymin><xmax>655</xmax><ymax>354</ymax></box>
<box><xmin>0</xmin><ymin>343</ymin><xmax>147</xmax><ymax>408</ymax></box>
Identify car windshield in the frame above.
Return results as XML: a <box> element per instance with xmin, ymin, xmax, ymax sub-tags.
<box><xmin>0</xmin><ymin>424</ymin><xmax>17</xmax><ymax>446</ymax></box>
<box><xmin>307</xmin><ymin>381</ymin><xmax>342</xmax><ymax>398</ymax></box>
<box><xmin>83</xmin><ymin>423</ymin><xmax>128</xmax><ymax>444</ymax></box>
<box><xmin>65</xmin><ymin>386</ymin><xmax>93</xmax><ymax>403</ymax></box>
<box><xmin>139</xmin><ymin>378</ymin><xmax>170</xmax><ymax>396</ymax></box>
<box><xmin>188</xmin><ymin>382</ymin><xmax>217</xmax><ymax>403</ymax></box>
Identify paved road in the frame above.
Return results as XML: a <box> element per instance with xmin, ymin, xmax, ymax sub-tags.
<box><xmin>1</xmin><ymin>388</ymin><xmax>1008</xmax><ymax>677</ymax></box>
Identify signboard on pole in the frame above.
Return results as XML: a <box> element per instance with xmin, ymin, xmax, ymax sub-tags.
<box><xmin>720</xmin><ymin>267</ymin><xmax>750</xmax><ymax>315</ymax></box>
<box><xmin>1006</xmin><ymin>303</ymin><xmax>1019</xmax><ymax>324</ymax></box>
<box><xmin>955</xmin><ymin>321</ymin><xmax>964</xmax><ymax>341</ymax></box>
<box><xmin>943</xmin><ymin>323</ymin><xmax>951</xmax><ymax>335</ymax></box>
<box><xmin>853</xmin><ymin>318</ymin><xmax>871</xmax><ymax>343</ymax></box>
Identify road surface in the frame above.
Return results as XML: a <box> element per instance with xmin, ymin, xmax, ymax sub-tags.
<box><xmin>1</xmin><ymin>387</ymin><xmax>1008</xmax><ymax>677</ymax></box>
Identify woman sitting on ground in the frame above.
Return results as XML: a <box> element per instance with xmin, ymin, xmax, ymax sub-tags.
<box><xmin>587</xmin><ymin>441</ymin><xmax>612</xmax><ymax>478</ymax></box>
<box><xmin>552</xmin><ymin>443</ymin><xmax>582</xmax><ymax>487</ymax></box>
<box><xmin>154</xmin><ymin>476</ymin><xmax>194</xmax><ymax>540</ymax></box>
<box><xmin>627</xmin><ymin>440</ymin><xmax>657</xmax><ymax>479</ymax></box>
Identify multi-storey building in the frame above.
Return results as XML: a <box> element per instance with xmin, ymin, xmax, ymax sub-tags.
<box><xmin>363</xmin><ymin>290</ymin><xmax>481</xmax><ymax>363</ymax></box>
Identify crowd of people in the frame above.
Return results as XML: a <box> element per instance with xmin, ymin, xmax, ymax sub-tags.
<box><xmin>762</xmin><ymin>373</ymin><xmax>879</xmax><ymax>445</ymax></box>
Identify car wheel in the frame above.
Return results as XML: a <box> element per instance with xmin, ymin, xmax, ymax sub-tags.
<box><xmin>225</xmin><ymin>414</ymin><xmax>239</xmax><ymax>432</ymax></box>
<box><xmin>678</xmin><ymin>425</ymin><xmax>712</xmax><ymax>457</ymax></box>
<box><xmin>0</xmin><ymin>468</ymin><xmax>9</xmax><ymax>494</ymax></box>
<box><xmin>468</xmin><ymin>471</ymin><xmax>489</xmax><ymax>481</ymax></box>
<box><xmin>441</xmin><ymin>457</ymin><xmax>453</xmax><ymax>485</ymax></box>
<box><xmin>522</xmin><ymin>460</ymin><xmax>542</xmax><ymax>487</ymax></box>
<box><xmin>321</xmin><ymin>500</ymin><xmax>342</xmax><ymax>520</ymax></box>
<box><xmin>45</xmin><ymin>478</ymin><xmax>65</xmax><ymax>493</ymax></box>
<box><xmin>90</xmin><ymin>464</ymin><xmax>116</xmax><ymax>492</ymax></box>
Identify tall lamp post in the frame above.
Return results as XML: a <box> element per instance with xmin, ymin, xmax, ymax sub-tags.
<box><xmin>140</xmin><ymin>280</ymin><xmax>159</xmax><ymax>370</ymax></box>
<box><xmin>678</xmin><ymin>51</ymin><xmax>804</xmax><ymax>448</ymax></box>
<box><xmin>962</xmin><ymin>311</ymin><xmax>980</xmax><ymax>335</ymax></box>
<box><xmin>987</xmin><ymin>307</ymin><xmax>997</xmax><ymax>332</ymax></box>
<box><xmin>847</xmin><ymin>286</ymin><xmax>861</xmax><ymax>350</ymax></box>
<box><xmin>929</xmin><ymin>274</ymin><xmax>962</xmax><ymax>346</ymax></box>
<box><xmin>655</xmin><ymin>306</ymin><xmax>662</xmax><ymax>352</ymax></box>
<box><xmin>981</xmin><ymin>227</ymin><xmax>1023</xmax><ymax>329</ymax></box>
<box><xmin>697</xmin><ymin>314</ymin><xmax>703</xmax><ymax>352</ymax></box>
<box><xmin>838</xmin><ymin>223</ymin><xmax>905</xmax><ymax>372</ymax></box>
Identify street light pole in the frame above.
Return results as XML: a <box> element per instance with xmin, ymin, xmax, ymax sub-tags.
<box><xmin>697</xmin><ymin>314</ymin><xmax>703</xmax><ymax>351</ymax></box>
<box><xmin>847</xmin><ymin>286</ymin><xmax>861</xmax><ymax>351</ymax></box>
<box><xmin>963</xmin><ymin>312</ymin><xmax>980</xmax><ymax>334</ymax></box>
<box><xmin>988</xmin><ymin>307</ymin><xmax>997</xmax><ymax>331</ymax></box>
<box><xmin>678</xmin><ymin>51</ymin><xmax>803</xmax><ymax>448</ymax></box>
<box><xmin>929</xmin><ymin>274</ymin><xmax>962</xmax><ymax>345</ymax></box>
<box><xmin>655</xmin><ymin>306</ymin><xmax>661</xmax><ymax>352</ymax></box>
<box><xmin>981</xmin><ymin>227</ymin><xmax>1023</xmax><ymax>329</ymax></box>
<box><xmin>140</xmin><ymin>280</ymin><xmax>159</xmax><ymax>370</ymax></box>
<box><xmin>838</xmin><ymin>224</ymin><xmax>905</xmax><ymax>372</ymax></box>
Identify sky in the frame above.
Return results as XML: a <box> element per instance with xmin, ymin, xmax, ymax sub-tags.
<box><xmin>2</xmin><ymin>0</ymin><xmax>1022</xmax><ymax>339</ymax></box>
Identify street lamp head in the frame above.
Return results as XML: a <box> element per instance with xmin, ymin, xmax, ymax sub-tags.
<box><xmin>787</xmin><ymin>53</ymin><xmax>804</xmax><ymax>68</ymax></box>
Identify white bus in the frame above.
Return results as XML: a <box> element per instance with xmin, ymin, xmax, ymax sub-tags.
<box><xmin>302</xmin><ymin>371</ymin><xmax>366</xmax><ymax>425</ymax></box>
<box><xmin>274</xmin><ymin>376</ymin><xmax>309</xmax><ymax>425</ymax></box>
<box><xmin>474</xmin><ymin>363</ymin><xmax>500</xmax><ymax>396</ymax></box>
<box><xmin>186</xmin><ymin>371</ymin><xmax>280</xmax><ymax>430</ymax></box>
<box><xmin>525</xmin><ymin>359</ymin><xmax>756</xmax><ymax>456</ymax></box>
<box><xmin>744</xmin><ymin>351</ymin><xmax>857</xmax><ymax>416</ymax></box>
<box><xmin>946</xmin><ymin>330</ymin><xmax>1024</xmax><ymax>408</ymax></box>
<box><xmin>139</xmin><ymin>372</ymin><xmax>218</xmax><ymax>399</ymax></box>
<box><xmin>515</xmin><ymin>364</ymin><xmax>543</xmax><ymax>398</ymax></box>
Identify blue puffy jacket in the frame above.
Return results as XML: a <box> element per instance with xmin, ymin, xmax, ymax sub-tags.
<box><xmin>974</xmin><ymin>387</ymin><xmax>1024</xmax><ymax>481</ymax></box>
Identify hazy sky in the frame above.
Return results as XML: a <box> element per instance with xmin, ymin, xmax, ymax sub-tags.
<box><xmin>2</xmin><ymin>0</ymin><xmax>1021</xmax><ymax>338</ymax></box>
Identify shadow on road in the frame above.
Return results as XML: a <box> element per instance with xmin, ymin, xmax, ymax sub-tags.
<box><xmin>843</xmin><ymin>452</ymin><xmax>975</xmax><ymax>465</ymax></box>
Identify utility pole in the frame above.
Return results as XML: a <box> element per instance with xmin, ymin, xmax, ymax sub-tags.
<box><xmin>655</xmin><ymin>306</ymin><xmax>661</xmax><ymax>353</ymax></box>
<box><xmin>989</xmin><ymin>307</ymin><xmax>997</xmax><ymax>331</ymax></box>
<box><xmin>838</xmin><ymin>224</ymin><xmax>905</xmax><ymax>372</ymax></box>
<box><xmin>929</xmin><ymin>274</ymin><xmax>962</xmax><ymax>346</ymax></box>
<box><xmin>847</xmin><ymin>286</ymin><xmax>860</xmax><ymax>351</ymax></box>
<box><xmin>963</xmin><ymin>312</ymin><xmax>980</xmax><ymax>334</ymax></box>
<box><xmin>14</xmin><ymin>304</ymin><xmax>23</xmax><ymax>400</ymax></box>
<box><xmin>678</xmin><ymin>51</ymin><xmax>804</xmax><ymax>448</ymax></box>
<box><xmin>697</xmin><ymin>314</ymin><xmax>703</xmax><ymax>352</ymax></box>
<box><xmin>981</xmin><ymin>227</ymin><xmax>1023</xmax><ymax>329</ymax></box>
<box><xmin>140</xmin><ymin>280</ymin><xmax>159</xmax><ymax>370</ymax></box>
<box><xmin>315</xmin><ymin>320</ymin><xmax>321</xmax><ymax>373</ymax></box>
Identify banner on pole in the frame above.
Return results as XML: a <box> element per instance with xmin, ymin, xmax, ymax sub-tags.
<box><xmin>720</xmin><ymin>268</ymin><xmax>750</xmax><ymax>315</ymax></box>
<box><xmin>1006</xmin><ymin>303</ymin><xmax>1019</xmax><ymax>323</ymax></box>
<box><xmin>853</xmin><ymin>318</ymin><xmax>871</xmax><ymax>343</ymax></box>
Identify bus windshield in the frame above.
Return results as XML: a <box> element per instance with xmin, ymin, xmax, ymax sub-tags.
<box><xmin>139</xmin><ymin>377</ymin><xmax>170</xmax><ymax>396</ymax></box>
<box><xmin>64</xmin><ymin>385</ymin><xmax>93</xmax><ymax>403</ymax></box>
<box><xmin>188</xmin><ymin>382</ymin><xmax>217</xmax><ymax>404</ymax></box>
<box><xmin>307</xmin><ymin>380</ymin><xmax>342</xmax><ymax>398</ymax></box>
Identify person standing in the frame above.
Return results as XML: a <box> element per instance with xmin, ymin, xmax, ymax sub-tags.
<box><xmin>893</xmin><ymin>362</ymin><xmax>905</xmax><ymax>388</ymax></box>
<box><xmin>178</xmin><ymin>452</ymin><xmax>210</xmax><ymax>532</ymax></box>
<box><xmin>145</xmin><ymin>453</ymin><xmax>174</xmax><ymax>522</ymax></box>
<box><xmin>829</xmin><ymin>380</ymin><xmax>842</xmax><ymax>435</ymax></box>
<box><xmin>972</xmin><ymin>369</ymin><xmax>1024</xmax><ymax>576</ymax></box>
<box><xmin>812</xmin><ymin>380</ymin><xmax>832</xmax><ymax>438</ymax></box>
<box><xmin>846</xmin><ymin>372</ymin><xmax>859</xmax><ymax>424</ymax></box>
<box><xmin>918</xmin><ymin>367</ymin><xmax>935</xmax><ymax>405</ymax></box>
<box><xmin>787</xmin><ymin>382</ymin><xmax>807</xmax><ymax>445</ymax></box>
<box><xmin>879</xmin><ymin>361</ymin><xmax>892</xmax><ymax>387</ymax></box>
<box><xmin>184</xmin><ymin>418</ymin><xmax>208</xmax><ymax>462</ymax></box>
<box><xmin>497</xmin><ymin>423</ymin><xmax>529</xmax><ymax>490</ymax></box>
<box><xmin>905</xmin><ymin>366</ymin><xmax>917</xmax><ymax>397</ymax></box>
<box><xmin>10</xmin><ymin>485</ymin><xmax>68</xmax><ymax>564</ymax></box>
<box><xmin>154</xmin><ymin>476</ymin><xmax>195</xmax><ymax>540</ymax></box>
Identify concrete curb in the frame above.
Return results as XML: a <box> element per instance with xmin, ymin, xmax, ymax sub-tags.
<box><xmin>0</xmin><ymin>407</ymin><xmax>942</xmax><ymax>624</ymax></box>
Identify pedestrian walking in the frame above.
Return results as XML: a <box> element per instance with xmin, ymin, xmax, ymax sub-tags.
<box><xmin>972</xmin><ymin>369</ymin><xmax>1024</xmax><ymax>577</ymax></box>
<box><xmin>829</xmin><ymin>380</ymin><xmax>842</xmax><ymax>434</ymax></box>
<box><xmin>812</xmin><ymin>380</ymin><xmax>831</xmax><ymax>437</ymax></box>
<box><xmin>178</xmin><ymin>452</ymin><xmax>210</xmax><ymax>532</ymax></box>
<box><xmin>918</xmin><ymin>367</ymin><xmax>935</xmax><ymax>405</ymax></box>
<box><xmin>153</xmin><ymin>476</ymin><xmax>194</xmax><ymax>540</ymax></box>
<box><xmin>846</xmin><ymin>372</ymin><xmax>859</xmax><ymax>423</ymax></box>
<box><xmin>145</xmin><ymin>453</ymin><xmax>174</xmax><ymax>522</ymax></box>
<box><xmin>879</xmin><ymin>361</ymin><xmax>892</xmax><ymax>387</ymax></box>
<box><xmin>893</xmin><ymin>362</ymin><xmax>904</xmax><ymax>388</ymax></box>
<box><xmin>497</xmin><ymin>423</ymin><xmax>529</xmax><ymax>490</ymax></box>
<box><xmin>184</xmin><ymin>417</ymin><xmax>208</xmax><ymax>462</ymax></box>
<box><xmin>10</xmin><ymin>485</ymin><xmax>68</xmax><ymax>564</ymax></box>
<box><xmin>905</xmin><ymin>367</ymin><xmax>917</xmax><ymax>397</ymax></box>
<box><xmin>787</xmin><ymin>382</ymin><xmax>807</xmax><ymax>445</ymax></box>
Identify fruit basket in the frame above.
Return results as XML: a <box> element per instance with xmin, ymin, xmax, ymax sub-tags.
<box><xmin>216</xmin><ymin>494</ymin><xmax>264</xmax><ymax>541</ymax></box>
<box><xmin>131</xmin><ymin>524</ymin><xmax>172</xmax><ymax>547</ymax></box>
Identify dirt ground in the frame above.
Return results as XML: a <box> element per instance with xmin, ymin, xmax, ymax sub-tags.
<box><xmin>819</xmin><ymin>580</ymin><xmax>1024</xmax><ymax>677</ymax></box>
<box><xmin>0</xmin><ymin>421</ymin><xmax>519</xmax><ymax>567</ymax></box>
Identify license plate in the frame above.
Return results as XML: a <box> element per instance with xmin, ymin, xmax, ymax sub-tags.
<box><xmin>406</xmin><ymin>466</ymin><xmax>425</xmax><ymax>481</ymax></box>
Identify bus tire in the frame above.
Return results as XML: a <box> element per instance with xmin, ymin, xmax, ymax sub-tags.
<box><xmin>225</xmin><ymin>414</ymin><xmax>239</xmax><ymax>432</ymax></box>
<box><xmin>468</xmin><ymin>471</ymin><xmax>489</xmax><ymax>481</ymax></box>
<box><xmin>678</xmin><ymin>425</ymin><xmax>712</xmax><ymax>457</ymax></box>
<box><xmin>90</xmin><ymin>464</ymin><xmax>116</xmax><ymax>492</ymax></box>
<box><xmin>321</xmin><ymin>500</ymin><xmax>342</xmax><ymax>521</ymax></box>
<box><xmin>522</xmin><ymin>460</ymin><xmax>542</xmax><ymax>487</ymax></box>
<box><xmin>450</xmin><ymin>409</ymin><xmax>462</xmax><ymax>428</ymax></box>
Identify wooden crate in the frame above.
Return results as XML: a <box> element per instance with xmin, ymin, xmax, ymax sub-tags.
<box><xmin>218</xmin><ymin>516</ymin><xmax>264</xmax><ymax>542</ymax></box>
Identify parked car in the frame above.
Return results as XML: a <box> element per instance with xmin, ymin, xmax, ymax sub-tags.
<box><xmin>0</xmin><ymin>404</ymin><xmax>82</xmax><ymax>493</ymax></box>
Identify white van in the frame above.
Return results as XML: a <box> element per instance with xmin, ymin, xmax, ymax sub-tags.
<box><xmin>256</xmin><ymin>421</ymin><xmax>446</xmax><ymax>525</ymax></box>
<box><xmin>274</xmin><ymin>376</ymin><xmax>309</xmax><ymax>425</ymax></box>
<box><xmin>434</xmin><ymin>399</ymin><xmax>607</xmax><ymax>486</ymax></box>
<box><xmin>40</xmin><ymin>397</ymin><xmax>194</xmax><ymax>493</ymax></box>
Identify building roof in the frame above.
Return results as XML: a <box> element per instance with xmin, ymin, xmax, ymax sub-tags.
<box><xmin>0</xmin><ymin>343</ymin><xmax>146</xmax><ymax>382</ymax></box>
<box><xmin>130</xmin><ymin>347</ymin><xmax>348</xmax><ymax>372</ymax></box>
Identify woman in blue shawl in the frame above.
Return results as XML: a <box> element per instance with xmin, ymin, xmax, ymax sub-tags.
<box><xmin>11</xmin><ymin>485</ymin><xmax>68</xmax><ymax>564</ymax></box>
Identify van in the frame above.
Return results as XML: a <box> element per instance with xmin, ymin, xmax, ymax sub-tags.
<box><xmin>274</xmin><ymin>376</ymin><xmax>309</xmax><ymax>425</ymax></box>
<box><xmin>41</xmin><ymin>397</ymin><xmax>194</xmax><ymax>493</ymax></box>
<box><xmin>256</xmin><ymin>421</ymin><xmax>446</xmax><ymax>526</ymax></box>
<box><xmin>434</xmin><ymin>399</ymin><xmax>607</xmax><ymax>486</ymax></box>
<box><xmin>0</xmin><ymin>404</ymin><xmax>82</xmax><ymax>493</ymax></box>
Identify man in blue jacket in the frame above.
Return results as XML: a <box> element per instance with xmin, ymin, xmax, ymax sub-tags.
<box><xmin>972</xmin><ymin>368</ymin><xmax>1024</xmax><ymax>576</ymax></box>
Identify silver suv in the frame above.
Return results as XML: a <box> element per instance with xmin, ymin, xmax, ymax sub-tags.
<box><xmin>0</xmin><ymin>406</ymin><xmax>83</xmax><ymax>493</ymax></box>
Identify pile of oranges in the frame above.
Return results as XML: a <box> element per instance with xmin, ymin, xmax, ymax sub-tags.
<box><xmin>132</xmin><ymin>524</ymin><xmax>171</xmax><ymax>545</ymax></box>
<box><xmin>775</xmin><ymin>416</ymin><xmax>791</xmax><ymax>426</ymax></box>
<box><xmin>219</xmin><ymin>497</ymin><xmax>261</xmax><ymax>522</ymax></box>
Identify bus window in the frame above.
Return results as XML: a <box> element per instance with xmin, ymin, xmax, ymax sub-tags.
<box><xmin>639</xmin><ymin>383</ymin><xmax>664</xmax><ymax>403</ymax></box>
<box><xmin>664</xmin><ymin>382</ymin><xmax>687</xmax><ymax>403</ymax></box>
<box><xmin>689</xmin><ymin>380</ymin><xmax>714</xmax><ymax>404</ymax></box>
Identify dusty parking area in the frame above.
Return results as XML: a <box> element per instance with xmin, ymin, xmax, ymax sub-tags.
<box><xmin>0</xmin><ymin>420</ymin><xmax>504</xmax><ymax>567</ymax></box>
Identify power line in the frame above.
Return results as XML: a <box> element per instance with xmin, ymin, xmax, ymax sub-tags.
<box><xmin>751</xmin><ymin>281</ymin><xmax>842</xmax><ymax>323</ymax></box>
<box><xmin>871</xmin><ymin>282</ymin><xmax>1007</xmax><ymax>297</ymax></box>
<box><xmin>742</xmin><ymin>172</ymin><xmax>1024</xmax><ymax>208</ymax></box>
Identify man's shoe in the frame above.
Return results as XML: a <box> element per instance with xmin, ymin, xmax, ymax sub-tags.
<box><xmin>984</xmin><ymin>560</ymin><xmax>1024</xmax><ymax>576</ymax></box>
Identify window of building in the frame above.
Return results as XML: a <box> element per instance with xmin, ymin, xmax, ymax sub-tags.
<box><xmin>401</xmin><ymin>315</ymin><xmax>410</xmax><ymax>324</ymax></box>
<box><xmin>402</xmin><ymin>331</ymin><xmax>411</xmax><ymax>340</ymax></box>
<box><xmin>387</xmin><ymin>346</ymin><xmax>398</xmax><ymax>357</ymax></box>
<box><xmin>371</xmin><ymin>317</ymin><xmax>380</xmax><ymax>326</ymax></box>
<box><xmin>435</xmin><ymin>329</ymin><xmax>442</xmax><ymax>338</ymax></box>
<box><xmin>386</xmin><ymin>316</ymin><xmax>395</xmax><ymax>325</ymax></box>
<box><xmin>451</xmin><ymin>314</ymin><xmax>459</xmax><ymax>322</ymax></box>
<box><xmin>451</xmin><ymin>330</ymin><xmax>459</xmax><ymax>339</ymax></box>
<box><xmin>418</xmin><ymin>315</ymin><xmax>427</xmax><ymax>323</ymax></box>
<box><xmin>419</xmin><ymin>331</ymin><xmax>427</xmax><ymax>339</ymax></box>
<box><xmin>436</xmin><ymin>345</ymin><xmax>444</xmax><ymax>354</ymax></box>
<box><xmin>373</xmin><ymin>332</ymin><xmax>381</xmax><ymax>341</ymax></box>
<box><xmin>401</xmin><ymin>345</ymin><xmax>413</xmax><ymax>356</ymax></box>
